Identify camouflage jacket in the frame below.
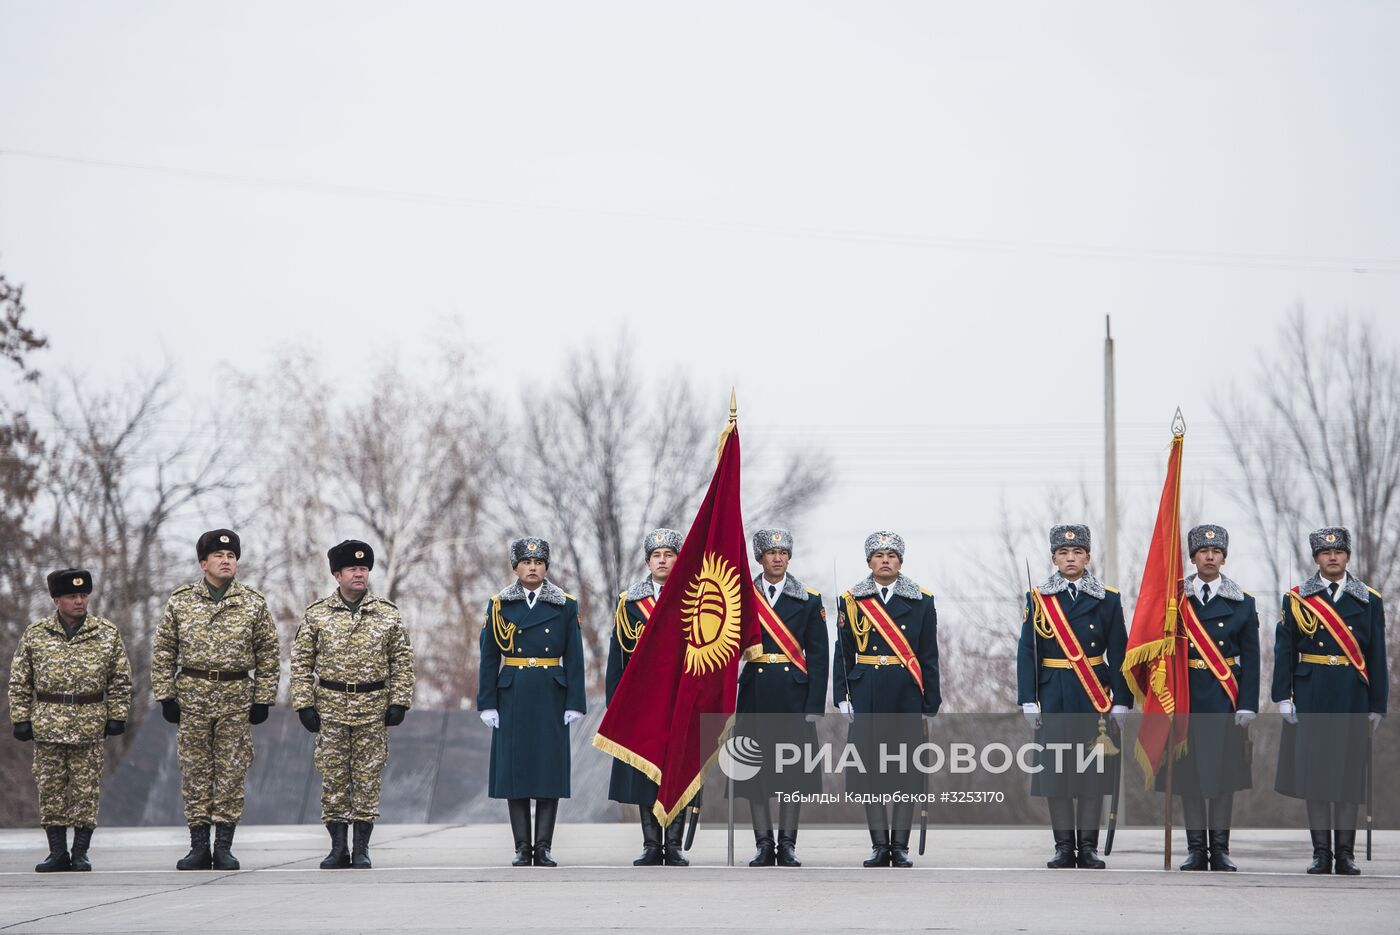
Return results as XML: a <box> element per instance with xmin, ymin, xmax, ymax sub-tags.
<box><xmin>291</xmin><ymin>589</ymin><xmax>415</xmax><ymax>726</ymax></box>
<box><xmin>8</xmin><ymin>613</ymin><xmax>133</xmax><ymax>744</ymax></box>
<box><xmin>151</xmin><ymin>578</ymin><xmax>281</xmax><ymax>716</ymax></box>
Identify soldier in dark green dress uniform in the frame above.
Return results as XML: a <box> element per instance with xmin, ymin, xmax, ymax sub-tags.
<box><xmin>1017</xmin><ymin>525</ymin><xmax>1130</xmax><ymax>870</ymax></box>
<box><xmin>833</xmin><ymin>531</ymin><xmax>940</xmax><ymax>868</ymax></box>
<box><xmin>1273</xmin><ymin>527</ymin><xmax>1388</xmax><ymax>875</ymax></box>
<box><xmin>737</xmin><ymin>528</ymin><xmax>828</xmax><ymax>868</ymax></box>
<box><xmin>477</xmin><ymin>537</ymin><xmax>586</xmax><ymax>867</ymax></box>
<box><xmin>1161</xmin><ymin>525</ymin><xmax>1258</xmax><ymax>872</ymax></box>
<box><xmin>604</xmin><ymin>527</ymin><xmax>693</xmax><ymax>867</ymax></box>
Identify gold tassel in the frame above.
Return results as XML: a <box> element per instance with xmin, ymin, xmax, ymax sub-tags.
<box><xmin>1094</xmin><ymin>715</ymin><xmax>1120</xmax><ymax>756</ymax></box>
<box><xmin>491</xmin><ymin>597</ymin><xmax>516</xmax><ymax>653</ymax></box>
<box><xmin>1163</xmin><ymin>596</ymin><xmax>1178</xmax><ymax>639</ymax></box>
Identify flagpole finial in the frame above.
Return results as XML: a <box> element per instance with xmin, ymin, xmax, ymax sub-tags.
<box><xmin>1171</xmin><ymin>407</ymin><xmax>1186</xmax><ymax>437</ymax></box>
<box><xmin>728</xmin><ymin>387</ymin><xmax>737</xmax><ymax>425</ymax></box>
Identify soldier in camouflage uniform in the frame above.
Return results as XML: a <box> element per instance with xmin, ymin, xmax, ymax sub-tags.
<box><xmin>8</xmin><ymin>569</ymin><xmax>132</xmax><ymax>873</ymax></box>
<box><xmin>292</xmin><ymin>539</ymin><xmax>415</xmax><ymax>870</ymax></box>
<box><xmin>151</xmin><ymin>529</ymin><xmax>280</xmax><ymax>872</ymax></box>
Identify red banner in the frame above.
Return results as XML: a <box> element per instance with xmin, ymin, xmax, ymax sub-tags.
<box><xmin>1122</xmin><ymin>430</ymin><xmax>1191</xmax><ymax>787</ymax></box>
<box><xmin>593</xmin><ymin>420</ymin><xmax>761</xmax><ymax>826</ymax></box>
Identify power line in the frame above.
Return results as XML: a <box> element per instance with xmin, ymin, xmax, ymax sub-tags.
<box><xmin>2</xmin><ymin>147</ymin><xmax>1397</xmax><ymax>274</ymax></box>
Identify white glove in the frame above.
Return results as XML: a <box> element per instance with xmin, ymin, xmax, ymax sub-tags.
<box><xmin>1370</xmin><ymin>712</ymin><xmax>1384</xmax><ymax>733</ymax></box>
<box><xmin>1022</xmin><ymin>702</ymin><xmax>1041</xmax><ymax>730</ymax></box>
<box><xmin>837</xmin><ymin>700</ymin><xmax>855</xmax><ymax>722</ymax></box>
<box><xmin>564</xmin><ymin>709</ymin><xmax>583</xmax><ymax>726</ymax></box>
<box><xmin>1234</xmin><ymin>710</ymin><xmax>1256</xmax><ymax>728</ymax></box>
<box><xmin>1278</xmin><ymin>700</ymin><xmax>1297</xmax><ymax>724</ymax></box>
<box><xmin>479</xmin><ymin>709</ymin><xmax>500</xmax><ymax>729</ymax></box>
<box><xmin>805</xmin><ymin>713</ymin><xmax>823</xmax><ymax>723</ymax></box>
<box><xmin>1110</xmin><ymin>704</ymin><xmax>1129</xmax><ymax>729</ymax></box>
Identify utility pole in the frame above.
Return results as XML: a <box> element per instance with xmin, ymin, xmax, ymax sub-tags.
<box><xmin>1103</xmin><ymin>316</ymin><xmax>1119</xmax><ymax>587</ymax></box>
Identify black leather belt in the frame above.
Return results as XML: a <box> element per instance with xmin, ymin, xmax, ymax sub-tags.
<box><xmin>36</xmin><ymin>691</ymin><xmax>105</xmax><ymax>704</ymax></box>
<box><xmin>317</xmin><ymin>678</ymin><xmax>387</xmax><ymax>694</ymax></box>
<box><xmin>179</xmin><ymin>667</ymin><xmax>250</xmax><ymax>682</ymax></box>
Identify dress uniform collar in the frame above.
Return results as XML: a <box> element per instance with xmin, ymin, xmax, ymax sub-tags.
<box><xmin>1185</xmin><ymin>573</ymin><xmax>1244</xmax><ymax>603</ymax></box>
<box><xmin>625</xmin><ymin>577</ymin><xmax>659</xmax><ymax>601</ymax></box>
<box><xmin>1298</xmin><ymin>570</ymin><xmax>1371</xmax><ymax>604</ymax></box>
<box><xmin>497</xmin><ymin>578</ymin><xmax>568</xmax><ymax>606</ymax></box>
<box><xmin>1037</xmin><ymin>570</ymin><xmax>1106</xmax><ymax>600</ymax></box>
<box><xmin>755</xmin><ymin>573</ymin><xmax>808</xmax><ymax>602</ymax></box>
<box><xmin>849</xmin><ymin>573</ymin><xmax>921</xmax><ymax>600</ymax></box>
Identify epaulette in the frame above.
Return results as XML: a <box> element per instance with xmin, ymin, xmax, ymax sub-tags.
<box><xmin>373</xmin><ymin>595</ymin><xmax>399</xmax><ymax>610</ymax></box>
<box><xmin>1103</xmin><ymin>585</ymin><xmax>1120</xmax><ymax>594</ymax></box>
<box><xmin>564</xmin><ymin>592</ymin><xmax>577</xmax><ymax>601</ymax></box>
<box><xmin>920</xmin><ymin>587</ymin><xmax>934</xmax><ymax>597</ymax></box>
<box><xmin>305</xmin><ymin>596</ymin><xmax>332</xmax><ymax>612</ymax></box>
<box><xmin>1369</xmin><ymin>586</ymin><xmax>1382</xmax><ymax>598</ymax></box>
<box><xmin>840</xmin><ymin>590</ymin><xmax>851</xmax><ymax>600</ymax></box>
<box><xmin>172</xmin><ymin>583</ymin><xmax>197</xmax><ymax>595</ymax></box>
<box><xmin>806</xmin><ymin>587</ymin><xmax>821</xmax><ymax>596</ymax></box>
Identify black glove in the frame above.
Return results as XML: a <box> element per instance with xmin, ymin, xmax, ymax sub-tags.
<box><xmin>248</xmin><ymin>703</ymin><xmax>270</xmax><ymax>725</ymax></box>
<box><xmin>13</xmin><ymin>721</ymin><xmax>33</xmax><ymax>742</ymax></box>
<box><xmin>160</xmin><ymin>698</ymin><xmax>181</xmax><ymax>724</ymax></box>
<box><xmin>383</xmin><ymin>704</ymin><xmax>407</xmax><ymax>728</ymax></box>
<box><xmin>298</xmin><ymin>706</ymin><xmax>321</xmax><ymax>733</ymax></box>
<box><xmin>104</xmin><ymin>719</ymin><xmax>126</xmax><ymax>736</ymax></box>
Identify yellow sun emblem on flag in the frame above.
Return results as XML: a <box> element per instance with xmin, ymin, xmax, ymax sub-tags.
<box><xmin>681</xmin><ymin>552</ymin><xmax>743</xmax><ymax>675</ymax></box>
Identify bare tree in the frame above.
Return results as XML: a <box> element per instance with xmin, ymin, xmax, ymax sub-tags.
<box><xmin>493</xmin><ymin>344</ymin><xmax>832</xmax><ymax>693</ymax></box>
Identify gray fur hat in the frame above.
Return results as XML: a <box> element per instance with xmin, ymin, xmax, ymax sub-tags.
<box><xmin>864</xmin><ymin>530</ymin><xmax>905</xmax><ymax>562</ymax></box>
<box><xmin>643</xmin><ymin>527</ymin><xmax>682</xmax><ymax>558</ymax></box>
<box><xmin>752</xmin><ymin>528</ymin><xmax>793</xmax><ymax>561</ymax></box>
<box><xmin>1310</xmin><ymin>526</ymin><xmax>1351</xmax><ymax>555</ymax></box>
<box><xmin>1050</xmin><ymin>524</ymin><xmax>1091</xmax><ymax>553</ymax></box>
<box><xmin>1188</xmin><ymin>524</ymin><xmax>1228</xmax><ymax>557</ymax></box>
<box><xmin>510</xmin><ymin>536</ymin><xmax>550</xmax><ymax>567</ymax></box>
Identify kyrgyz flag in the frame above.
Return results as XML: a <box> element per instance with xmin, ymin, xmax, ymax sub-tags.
<box><xmin>593</xmin><ymin>412</ymin><xmax>761</xmax><ymax>826</ymax></box>
<box><xmin>1122</xmin><ymin>427</ymin><xmax>1191</xmax><ymax>787</ymax></box>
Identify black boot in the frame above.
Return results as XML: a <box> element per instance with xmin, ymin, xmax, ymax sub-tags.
<box><xmin>508</xmin><ymin>799</ymin><xmax>533</xmax><ymax>866</ymax></box>
<box><xmin>633</xmin><ymin>809</ymin><xmax>664</xmax><ymax>866</ymax></box>
<box><xmin>889</xmin><ymin>828</ymin><xmax>913</xmax><ymax>868</ymax></box>
<box><xmin>1180</xmin><ymin>831</ymin><xmax>1209</xmax><ymax>871</ymax></box>
<box><xmin>320</xmin><ymin>823</ymin><xmax>350</xmax><ymax>869</ymax></box>
<box><xmin>776</xmin><ymin>800</ymin><xmax>801</xmax><ymax>868</ymax></box>
<box><xmin>749</xmin><ymin>798</ymin><xmax>775</xmax><ymax>866</ymax></box>
<box><xmin>351</xmin><ymin>821</ymin><xmax>373</xmax><ymax>869</ymax></box>
<box><xmin>1046</xmin><ymin>829</ymin><xmax>1077</xmax><ymax>869</ymax></box>
<box><xmin>663</xmin><ymin>812</ymin><xmax>689</xmax><ymax>866</ymax></box>
<box><xmin>533</xmin><ymin>798</ymin><xmax>559</xmax><ymax>867</ymax></box>
<box><xmin>69</xmin><ymin>827</ymin><xmax>93</xmax><ymax>872</ymax></box>
<box><xmin>212</xmin><ymin>823</ymin><xmax>240</xmax><ymax>871</ymax></box>
<box><xmin>1076</xmin><ymin>830</ymin><xmax>1106</xmax><ymax>869</ymax></box>
<box><xmin>176</xmin><ymin>823</ymin><xmax>212</xmax><ymax>871</ymax></box>
<box><xmin>1306</xmin><ymin>829</ymin><xmax>1333</xmax><ymax>875</ymax></box>
<box><xmin>862</xmin><ymin>804</ymin><xmax>890</xmax><ymax>867</ymax></box>
<box><xmin>35</xmin><ymin>826</ymin><xmax>70</xmax><ymax>873</ymax></box>
<box><xmin>1334</xmin><ymin>831</ymin><xmax>1361</xmax><ymax>876</ymax></box>
<box><xmin>1208</xmin><ymin>830</ymin><xmax>1238</xmax><ymax>871</ymax></box>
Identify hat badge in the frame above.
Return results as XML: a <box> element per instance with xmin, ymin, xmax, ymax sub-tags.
<box><xmin>1205</xmin><ymin>530</ymin><xmax>1216</xmax><ymax>540</ymax></box>
<box><xmin>354</xmin><ymin>550</ymin><xmax>364</xmax><ymax>559</ymax></box>
<box><xmin>1065</xmin><ymin>531</ymin><xmax>1076</xmax><ymax>540</ymax></box>
<box><xmin>1326</xmin><ymin>533</ymin><xmax>1337</xmax><ymax>543</ymax></box>
<box><xmin>654</xmin><ymin>535</ymin><xmax>664</xmax><ymax>543</ymax></box>
<box><xmin>879</xmin><ymin>534</ymin><xmax>889</xmax><ymax>544</ymax></box>
<box><xmin>771</xmin><ymin>534</ymin><xmax>782</xmax><ymax>543</ymax></box>
<box><xmin>527</xmin><ymin>542</ymin><xmax>538</xmax><ymax>551</ymax></box>
<box><xmin>73</xmin><ymin>577</ymin><xmax>84</xmax><ymax>587</ymax></box>
<box><xmin>219</xmin><ymin>535</ymin><xmax>230</xmax><ymax>544</ymax></box>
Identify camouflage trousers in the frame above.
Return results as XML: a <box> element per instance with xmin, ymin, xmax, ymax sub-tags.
<box><xmin>33</xmin><ymin>741</ymin><xmax>104</xmax><ymax>829</ymax></box>
<box><xmin>315</xmin><ymin>720</ymin><xmax>389</xmax><ymax>823</ymax></box>
<box><xmin>177</xmin><ymin>712</ymin><xmax>253</xmax><ymax>825</ymax></box>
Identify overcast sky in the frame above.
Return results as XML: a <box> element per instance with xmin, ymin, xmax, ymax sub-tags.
<box><xmin>3</xmin><ymin>2</ymin><xmax>1399</xmax><ymax>603</ymax></box>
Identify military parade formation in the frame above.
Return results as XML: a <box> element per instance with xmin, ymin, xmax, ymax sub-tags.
<box><xmin>6</xmin><ymin>517</ymin><xmax>1389</xmax><ymax>875</ymax></box>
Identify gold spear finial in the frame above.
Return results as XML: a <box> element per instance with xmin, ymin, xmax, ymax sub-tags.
<box><xmin>729</xmin><ymin>386</ymin><xmax>737</xmax><ymax>425</ymax></box>
<box><xmin>717</xmin><ymin>388</ymin><xmax>738</xmax><ymax>461</ymax></box>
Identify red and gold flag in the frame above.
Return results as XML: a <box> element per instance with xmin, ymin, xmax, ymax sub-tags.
<box><xmin>593</xmin><ymin>410</ymin><xmax>761</xmax><ymax>826</ymax></box>
<box><xmin>1122</xmin><ymin>428</ymin><xmax>1191</xmax><ymax>786</ymax></box>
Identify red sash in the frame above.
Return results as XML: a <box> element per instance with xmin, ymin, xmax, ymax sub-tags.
<box><xmin>1180</xmin><ymin>597</ymin><xmax>1240</xmax><ymax>707</ymax></box>
<box><xmin>854</xmin><ymin>596</ymin><xmax>924</xmax><ymax>693</ymax></box>
<box><xmin>636</xmin><ymin>596</ymin><xmax>656</xmax><ymax>621</ymax></box>
<box><xmin>1032</xmin><ymin>589</ymin><xmax>1112</xmax><ymax>714</ymax></box>
<box><xmin>751</xmin><ymin>582</ymin><xmax>808</xmax><ymax>675</ymax></box>
<box><xmin>1289</xmin><ymin>587</ymin><xmax>1369</xmax><ymax>685</ymax></box>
